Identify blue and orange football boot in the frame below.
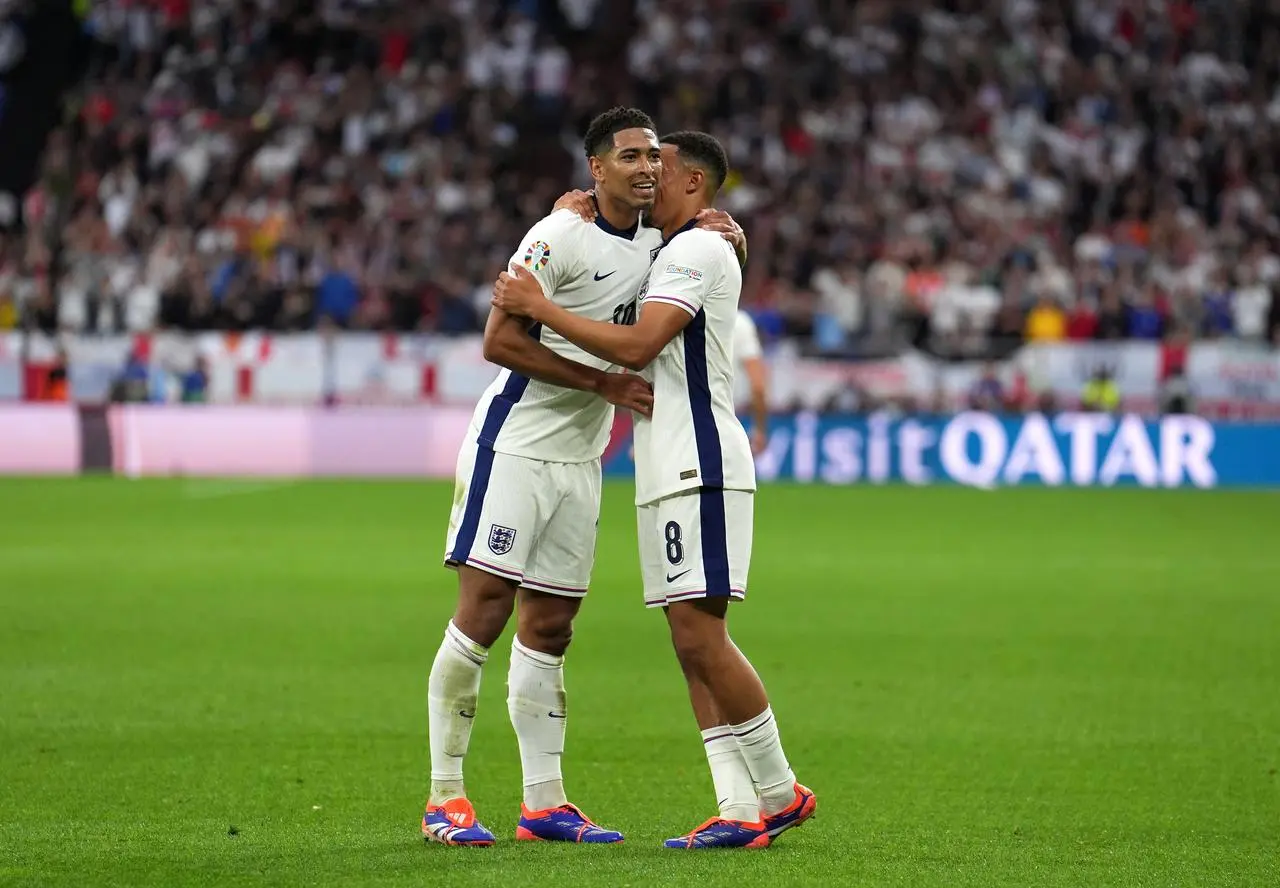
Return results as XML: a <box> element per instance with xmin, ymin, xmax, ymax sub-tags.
<box><xmin>763</xmin><ymin>783</ymin><xmax>816</xmax><ymax>839</ymax></box>
<box><xmin>421</xmin><ymin>798</ymin><xmax>496</xmax><ymax>847</ymax></box>
<box><xmin>515</xmin><ymin>803</ymin><xmax>624</xmax><ymax>843</ymax></box>
<box><xmin>663</xmin><ymin>817</ymin><xmax>771</xmax><ymax>849</ymax></box>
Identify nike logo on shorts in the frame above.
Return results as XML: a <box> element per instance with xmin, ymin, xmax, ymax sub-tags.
<box><xmin>458</xmin><ymin>709</ymin><xmax>475</xmax><ymax>719</ymax></box>
<box><xmin>666</xmin><ymin>569</ymin><xmax>692</xmax><ymax>584</ymax></box>
<box><xmin>548</xmin><ymin>711</ymin><xmax>567</xmax><ymax>719</ymax></box>
<box><xmin>593</xmin><ymin>270</ymin><xmax>616</xmax><ymax>281</ymax></box>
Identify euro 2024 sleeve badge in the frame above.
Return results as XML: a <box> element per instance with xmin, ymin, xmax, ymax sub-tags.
<box><xmin>523</xmin><ymin>241</ymin><xmax>551</xmax><ymax>270</ymax></box>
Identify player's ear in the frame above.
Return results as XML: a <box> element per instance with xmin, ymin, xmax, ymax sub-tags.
<box><xmin>687</xmin><ymin>167</ymin><xmax>705</xmax><ymax>197</ymax></box>
<box><xmin>588</xmin><ymin>154</ymin><xmax>606</xmax><ymax>185</ymax></box>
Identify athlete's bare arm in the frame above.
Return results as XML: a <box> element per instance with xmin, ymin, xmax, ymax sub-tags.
<box><xmin>492</xmin><ymin>266</ymin><xmax>689</xmax><ymax>372</ymax></box>
<box><xmin>482</xmin><ymin>306</ymin><xmax>654</xmax><ymax>417</ymax></box>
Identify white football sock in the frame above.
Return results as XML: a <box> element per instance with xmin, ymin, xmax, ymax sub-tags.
<box><xmin>730</xmin><ymin>706</ymin><xmax>797</xmax><ymax>815</ymax></box>
<box><xmin>427</xmin><ymin>621</ymin><xmax>488</xmax><ymax>805</ymax></box>
<box><xmin>701</xmin><ymin>726</ymin><xmax>761</xmax><ymax>823</ymax></box>
<box><xmin>508</xmin><ymin>636</ymin><xmax>569</xmax><ymax>811</ymax></box>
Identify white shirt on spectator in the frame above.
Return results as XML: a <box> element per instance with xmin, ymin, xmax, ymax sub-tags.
<box><xmin>1234</xmin><ymin>285</ymin><xmax>1272</xmax><ymax>339</ymax></box>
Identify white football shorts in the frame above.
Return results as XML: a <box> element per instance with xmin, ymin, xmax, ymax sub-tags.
<box><xmin>636</xmin><ymin>488</ymin><xmax>753</xmax><ymax>608</ymax></box>
<box><xmin>444</xmin><ymin>432</ymin><xmax>601</xmax><ymax>597</ymax></box>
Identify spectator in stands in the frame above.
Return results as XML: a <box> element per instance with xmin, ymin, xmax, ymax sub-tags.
<box><xmin>1025</xmin><ymin>295</ymin><xmax>1067</xmax><ymax>343</ymax></box>
<box><xmin>1081</xmin><ymin>366</ymin><xmax>1121</xmax><ymax>414</ymax></box>
<box><xmin>180</xmin><ymin>356</ymin><xmax>208</xmax><ymax>404</ymax></box>
<box><xmin>0</xmin><ymin>292</ymin><xmax>15</xmax><ymax>330</ymax></box>
<box><xmin>810</xmin><ymin>261</ymin><xmax>862</xmax><ymax>353</ymax></box>
<box><xmin>5</xmin><ymin>0</ymin><xmax>1280</xmax><ymax>369</ymax></box>
<box><xmin>968</xmin><ymin>364</ymin><xmax>1005</xmax><ymax>414</ymax></box>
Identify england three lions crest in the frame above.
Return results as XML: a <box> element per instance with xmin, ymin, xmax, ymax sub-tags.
<box><xmin>488</xmin><ymin>524</ymin><xmax>517</xmax><ymax>555</ymax></box>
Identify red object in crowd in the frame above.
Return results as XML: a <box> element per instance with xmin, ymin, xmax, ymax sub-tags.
<box><xmin>159</xmin><ymin>0</ymin><xmax>190</xmax><ymax>27</ymax></box>
<box><xmin>782</xmin><ymin>125</ymin><xmax>814</xmax><ymax>157</ymax></box>
<box><xmin>1169</xmin><ymin>1</ymin><xmax>1197</xmax><ymax>37</ymax></box>
<box><xmin>1006</xmin><ymin>371</ymin><xmax>1029</xmax><ymax>412</ymax></box>
<box><xmin>84</xmin><ymin>93</ymin><xmax>116</xmax><ymax>127</ymax></box>
<box><xmin>1160</xmin><ymin>340</ymin><xmax>1188</xmax><ymax>380</ymax></box>
<box><xmin>1116</xmin><ymin>8</ymin><xmax>1138</xmax><ymax>46</ymax></box>
<box><xmin>383</xmin><ymin>32</ymin><xmax>410</xmax><ymax>75</ymax></box>
<box><xmin>23</xmin><ymin>364</ymin><xmax>68</xmax><ymax>402</ymax></box>
<box><xmin>1066</xmin><ymin>303</ymin><xmax>1099</xmax><ymax>340</ymax></box>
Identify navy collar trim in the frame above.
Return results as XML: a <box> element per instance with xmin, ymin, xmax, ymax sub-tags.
<box><xmin>594</xmin><ymin>213</ymin><xmax>639</xmax><ymax>241</ymax></box>
<box><xmin>662</xmin><ymin>217</ymin><xmax>699</xmax><ymax>246</ymax></box>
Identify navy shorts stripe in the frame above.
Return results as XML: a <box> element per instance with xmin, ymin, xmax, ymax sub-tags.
<box><xmin>698</xmin><ymin>488</ymin><xmax>731</xmax><ymax>597</ymax></box>
<box><xmin>449</xmin><ymin>444</ymin><xmax>496</xmax><ymax>563</ymax></box>
<box><xmin>454</xmin><ymin>323</ymin><xmax>540</xmax><ymax>560</ymax></box>
<box><xmin>682</xmin><ymin>310</ymin><xmax>724</xmax><ymax>486</ymax></box>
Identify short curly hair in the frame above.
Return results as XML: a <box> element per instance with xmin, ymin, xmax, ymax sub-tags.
<box><xmin>660</xmin><ymin>131</ymin><xmax>730</xmax><ymax>195</ymax></box>
<box><xmin>583</xmin><ymin>107</ymin><xmax>658</xmax><ymax>158</ymax></box>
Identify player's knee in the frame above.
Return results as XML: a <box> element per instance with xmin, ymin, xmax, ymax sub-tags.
<box><xmin>454</xmin><ymin>567</ymin><xmax>517</xmax><ymax>647</ymax></box>
<box><xmin>517</xmin><ymin>610</ymin><xmax>574</xmax><ymax>656</ymax></box>
<box><xmin>667</xmin><ymin>623</ymin><xmax>721</xmax><ymax>681</ymax></box>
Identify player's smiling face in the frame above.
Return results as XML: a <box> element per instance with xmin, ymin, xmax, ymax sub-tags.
<box><xmin>594</xmin><ymin>128</ymin><xmax>661</xmax><ymax>211</ymax></box>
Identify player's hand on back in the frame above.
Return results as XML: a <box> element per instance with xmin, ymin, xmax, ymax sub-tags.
<box><xmin>695</xmin><ymin>207</ymin><xmax>744</xmax><ymax>249</ymax></box>
<box><xmin>553</xmin><ymin>189</ymin><xmax>598</xmax><ymax>222</ymax></box>
<box><xmin>600</xmin><ymin>372</ymin><xmax>654</xmax><ymax>419</ymax></box>
<box><xmin>493</xmin><ymin>266</ymin><xmax>550</xmax><ymax>321</ymax></box>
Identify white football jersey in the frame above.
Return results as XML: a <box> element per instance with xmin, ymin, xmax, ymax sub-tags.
<box><xmin>632</xmin><ymin>223</ymin><xmax>757</xmax><ymax>505</ymax></box>
<box><xmin>471</xmin><ymin>209</ymin><xmax>663</xmax><ymax>463</ymax></box>
<box><xmin>731</xmin><ymin>309</ymin><xmax>763</xmax><ymax>408</ymax></box>
<box><xmin>733</xmin><ymin>310</ymin><xmax>763</xmax><ymax>362</ymax></box>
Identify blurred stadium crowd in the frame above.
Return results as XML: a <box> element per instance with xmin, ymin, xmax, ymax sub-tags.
<box><xmin>3</xmin><ymin>0</ymin><xmax>1280</xmax><ymax>359</ymax></box>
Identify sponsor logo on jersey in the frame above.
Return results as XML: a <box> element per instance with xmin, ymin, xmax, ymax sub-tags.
<box><xmin>593</xmin><ymin>269</ymin><xmax>616</xmax><ymax>281</ymax></box>
<box><xmin>523</xmin><ymin>240</ymin><xmax>551</xmax><ymax>270</ymax></box>
<box><xmin>488</xmin><ymin>524</ymin><xmax>517</xmax><ymax>555</ymax></box>
<box><xmin>665</xmin><ymin>264</ymin><xmax>703</xmax><ymax>281</ymax></box>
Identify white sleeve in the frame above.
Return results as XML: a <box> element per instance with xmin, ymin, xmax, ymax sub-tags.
<box><xmin>733</xmin><ymin>310</ymin><xmax>762</xmax><ymax>361</ymax></box>
<box><xmin>644</xmin><ymin>231</ymin><xmax>716</xmax><ymax>317</ymax></box>
<box><xmin>506</xmin><ymin>210</ymin><xmax>583</xmax><ymax>300</ymax></box>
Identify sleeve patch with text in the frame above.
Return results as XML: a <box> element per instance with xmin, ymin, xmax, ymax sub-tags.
<box><xmin>664</xmin><ymin>264</ymin><xmax>703</xmax><ymax>281</ymax></box>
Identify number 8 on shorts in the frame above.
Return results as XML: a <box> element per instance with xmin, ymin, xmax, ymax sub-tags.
<box><xmin>636</xmin><ymin>488</ymin><xmax>754</xmax><ymax>609</ymax></box>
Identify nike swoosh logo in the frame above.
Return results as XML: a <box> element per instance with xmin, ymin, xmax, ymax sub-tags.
<box><xmin>593</xmin><ymin>270</ymin><xmax>616</xmax><ymax>281</ymax></box>
<box><xmin>458</xmin><ymin>710</ymin><xmax>475</xmax><ymax>719</ymax></box>
<box><xmin>548</xmin><ymin>711</ymin><xmax>567</xmax><ymax>719</ymax></box>
<box><xmin>666</xmin><ymin>569</ymin><xmax>692</xmax><ymax>584</ymax></box>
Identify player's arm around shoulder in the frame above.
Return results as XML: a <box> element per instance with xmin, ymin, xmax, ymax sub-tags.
<box><xmin>493</xmin><ymin>262</ymin><xmax>693</xmax><ymax>373</ymax></box>
<box><xmin>478</xmin><ymin>212</ymin><xmax>659</xmax><ymax>412</ymax></box>
<box><xmin>606</xmin><ymin>229</ymin><xmax>727</xmax><ymax>370</ymax></box>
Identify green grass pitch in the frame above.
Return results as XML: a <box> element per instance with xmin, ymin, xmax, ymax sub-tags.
<box><xmin>1</xmin><ymin>478</ymin><xmax>1278</xmax><ymax>887</ymax></box>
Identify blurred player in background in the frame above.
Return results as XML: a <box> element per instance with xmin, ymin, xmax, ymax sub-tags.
<box><xmin>425</xmin><ymin>108</ymin><xmax>746</xmax><ymax>847</ymax></box>
<box><xmin>493</xmin><ymin>132</ymin><xmax>814</xmax><ymax>850</ymax></box>
<box><xmin>734</xmin><ymin>310</ymin><xmax>769</xmax><ymax>455</ymax></box>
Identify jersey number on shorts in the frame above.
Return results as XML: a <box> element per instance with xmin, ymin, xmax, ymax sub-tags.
<box><xmin>664</xmin><ymin>521</ymin><xmax>684</xmax><ymax>565</ymax></box>
<box><xmin>612</xmin><ymin>301</ymin><xmax>637</xmax><ymax>326</ymax></box>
